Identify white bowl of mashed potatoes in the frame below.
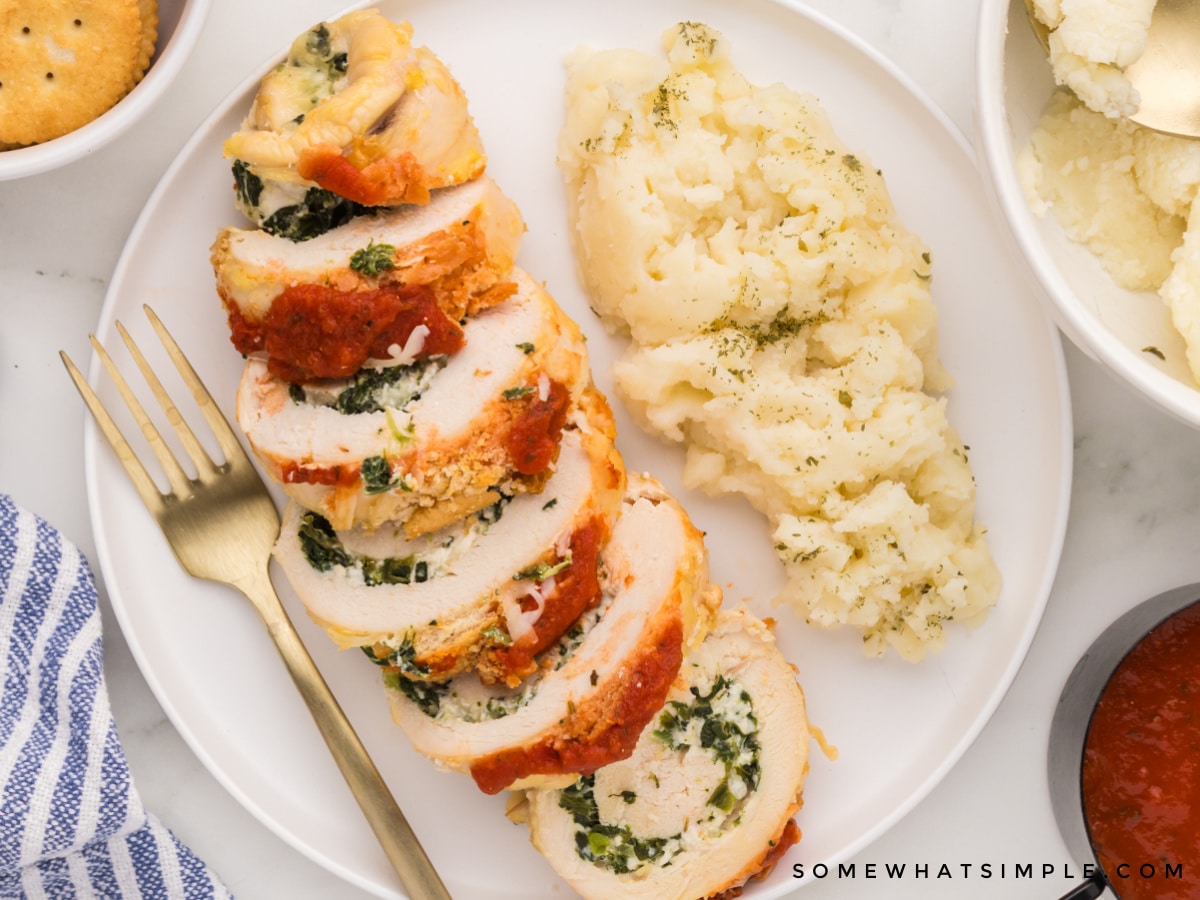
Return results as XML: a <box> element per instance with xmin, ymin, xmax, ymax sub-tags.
<box><xmin>0</xmin><ymin>0</ymin><xmax>210</xmax><ymax>180</ymax></box>
<box><xmin>975</xmin><ymin>0</ymin><xmax>1200</xmax><ymax>428</ymax></box>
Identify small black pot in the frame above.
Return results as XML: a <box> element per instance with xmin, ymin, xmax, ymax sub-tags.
<box><xmin>1046</xmin><ymin>582</ymin><xmax>1200</xmax><ymax>900</ymax></box>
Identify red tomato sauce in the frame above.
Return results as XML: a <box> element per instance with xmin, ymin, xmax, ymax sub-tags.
<box><xmin>708</xmin><ymin>818</ymin><xmax>801</xmax><ymax>900</ymax></box>
<box><xmin>226</xmin><ymin>282</ymin><xmax>464</xmax><ymax>382</ymax></box>
<box><xmin>506</xmin><ymin>379</ymin><xmax>570</xmax><ymax>475</ymax></box>
<box><xmin>469</xmin><ymin>617</ymin><xmax>685</xmax><ymax>795</ymax></box>
<box><xmin>487</xmin><ymin>517</ymin><xmax>606</xmax><ymax>684</ymax></box>
<box><xmin>1082</xmin><ymin>601</ymin><xmax>1200</xmax><ymax>900</ymax></box>
<box><xmin>278</xmin><ymin>461</ymin><xmax>359</xmax><ymax>487</ymax></box>
<box><xmin>297</xmin><ymin>147</ymin><xmax>428</xmax><ymax>206</ymax></box>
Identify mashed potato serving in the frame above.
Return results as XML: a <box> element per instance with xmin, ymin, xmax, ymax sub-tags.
<box><xmin>1028</xmin><ymin>0</ymin><xmax>1156</xmax><ymax>119</ymax></box>
<box><xmin>1021</xmin><ymin>51</ymin><xmax>1200</xmax><ymax>384</ymax></box>
<box><xmin>558</xmin><ymin>22</ymin><xmax>1000</xmax><ymax>660</ymax></box>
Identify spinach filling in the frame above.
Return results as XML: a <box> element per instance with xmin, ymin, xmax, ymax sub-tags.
<box><xmin>556</xmin><ymin>674</ymin><xmax>762</xmax><ymax>875</ymax></box>
<box><xmin>230</xmin><ymin>159</ymin><xmax>371</xmax><ymax>242</ymax></box>
<box><xmin>550</xmin><ymin>620</ymin><xmax>586</xmax><ymax>672</ymax></box>
<box><xmin>388</xmin><ymin>669</ymin><xmax>532</xmax><ymax>723</ymax></box>
<box><xmin>364</xmin><ymin>632</ymin><xmax>430</xmax><ymax>678</ymax></box>
<box><xmin>360</xmin><ymin>456</ymin><xmax>408</xmax><ymax>496</ymax></box>
<box><xmin>232</xmin><ymin>159</ymin><xmax>262</xmax><ymax>210</ymax></box>
<box><xmin>297</xmin><ymin>510</ymin><xmax>351</xmax><ymax>571</ymax></box>
<box><xmin>290</xmin><ymin>357</ymin><xmax>445</xmax><ymax>416</ymax></box>
<box><xmin>558</xmin><ymin>776</ymin><xmax>683</xmax><ymax>874</ymax></box>
<box><xmin>231</xmin><ymin>159</ymin><xmax>370</xmax><ymax>242</ymax></box>
<box><xmin>298</xmin><ymin>493</ymin><xmax>509</xmax><ymax>584</ymax></box>
<box><xmin>382</xmin><ymin>669</ymin><xmax>446</xmax><ymax>716</ymax></box>
<box><xmin>302</xmin><ymin>23</ymin><xmax>349</xmax><ymax>79</ymax></box>
<box><xmin>261</xmin><ymin>189</ymin><xmax>370</xmax><ymax>242</ymax></box>
<box><xmin>333</xmin><ymin>360</ymin><xmax>439</xmax><ymax>415</ymax></box>
<box><xmin>297</xmin><ymin>510</ymin><xmax>427</xmax><ymax>585</ymax></box>
<box><xmin>653</xmin><ymin>674</ymin><xmax>761</xmax><ymax>813</ymax></box>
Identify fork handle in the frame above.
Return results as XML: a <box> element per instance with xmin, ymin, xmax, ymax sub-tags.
<box><xmin>239</xmin><ymin>568</ymin><xmax>453</xmax><ymax>900</ymax></box>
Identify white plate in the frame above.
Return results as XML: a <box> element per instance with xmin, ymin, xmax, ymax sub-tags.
<box><xmin>86</xmin><ymin>0</ymin><xmax>1072</xmax><ymax>897</ymax></box>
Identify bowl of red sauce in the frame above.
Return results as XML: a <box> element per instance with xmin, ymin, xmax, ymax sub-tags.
<box><xmin>1049</xmin><ymin>583</ymin><xmax>1200</xmax><ymax>900</ymax></box>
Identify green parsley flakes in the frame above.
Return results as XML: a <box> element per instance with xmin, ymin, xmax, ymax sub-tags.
<box><xmin>349</xmin><ymin>239</ymin><xmax>396</xmax><ymax>276</ymax></box>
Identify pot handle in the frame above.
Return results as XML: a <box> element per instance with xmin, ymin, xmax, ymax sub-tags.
<box><xmin>1056</xmin><ymin>873</ymin><xmax>1107</xmax><ymax>900</ymax></box>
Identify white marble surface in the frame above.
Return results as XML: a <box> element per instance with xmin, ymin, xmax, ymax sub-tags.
<box><xmin>2</xmin><ymin>1</ymin><xmax>1198</xmax><ymax>898</ymax></box>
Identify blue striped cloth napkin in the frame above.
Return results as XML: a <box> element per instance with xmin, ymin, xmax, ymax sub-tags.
<box><xmin>0</xmin><ymin>494</ymin><xmax>232</xmax><ymax>899</ymax></box>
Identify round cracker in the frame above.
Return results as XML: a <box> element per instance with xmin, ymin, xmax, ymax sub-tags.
<box><xmin>0</xmin><ymin>0</ymin><xmax>143</xmax><ymax>145</ymax></box>
<box><xmin>134</xmin><ymin>0</ymin><xmax>158</xmax><ymax>84</ymax></box>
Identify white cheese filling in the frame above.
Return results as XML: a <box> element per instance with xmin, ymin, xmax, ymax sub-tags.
<box><xmin>562</xmin><ymin>673</ymin><xmax>762</xmax><ymax>873</ymax></box>
<box><xmin>298</xmin><ymin>356</ymin><xmax>446</xmax><ymax>413</ymax></box>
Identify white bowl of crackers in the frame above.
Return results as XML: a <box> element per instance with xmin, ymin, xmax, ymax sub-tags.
<box><xmin>0</xmin><ymin>0</ymin><xmax>210</xmax><ymax>179</ymax></box>
<box><xmin>976</xmin><ymin>0</ymin><xmax>1200</xmax><ymax>430</ymax></box>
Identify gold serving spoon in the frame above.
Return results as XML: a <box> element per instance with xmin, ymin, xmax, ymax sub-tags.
<box><xmin>1024</xmin><ymin>0</ymin><xmax>1200</xmax><ymax>138</ymax></box>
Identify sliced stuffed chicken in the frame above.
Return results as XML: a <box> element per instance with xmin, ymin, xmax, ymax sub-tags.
<box><xmin>237</xmin><ymin>269</ymin><xmax>589</xmax><ymax>533</ymax></box>
<box><xmin>272</xmin><ymin>410</ymin><xmax>625</xmax><ymax>684</ymax></box>
<box><xmin>385</xmin><ymin>475</ymin><xmax>722</xmax><ymax>795</ymax></box>
<box><xmin>212</xmin><ymin>175</ymin><xmax>524</xmax><ymax>381</ymax></box>
<box><xmin>510</xmin><ymin>608</ymin><xmax>809</xmax><ymax>900</ymax></box>
<box><xmin>224</xmin><ymin>9</ymin><xmax>485</xmax><ymax>221</ymax></box>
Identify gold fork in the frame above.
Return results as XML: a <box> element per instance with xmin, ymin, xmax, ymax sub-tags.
<box><xmin>61</xmin><ymin>305</ymin><xmax>452</xmax><ymax>900</ymax></box>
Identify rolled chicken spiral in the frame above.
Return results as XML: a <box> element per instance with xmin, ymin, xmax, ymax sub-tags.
<box><xmin>224</xmin><ymin>10</ymin><xmax>485</xmax><ymax>214</ymax></box>
<box><xmin>511</xmin><ymin>608</ymin><xmax>809</xmax><ymax>900</ymax></box>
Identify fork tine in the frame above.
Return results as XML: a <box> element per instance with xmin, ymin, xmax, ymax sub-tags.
<box><xmin>89</xmin><ymin>331</ymin><xmax>195</xmax><ymax>499</ymax></box>
<box><xmin>60</xmin><ymin>350</ymin><xmax>167</xmax><ymax>517</ymax></box>
<box><xmin>117</xmin><ymin>318</ymin><xmax>216</xmax><ymax>478</ymax></box>
<box><xmin>143</xmin><ymin>306</ymin><xmax>250</xmax><ymax>467</ymax></box>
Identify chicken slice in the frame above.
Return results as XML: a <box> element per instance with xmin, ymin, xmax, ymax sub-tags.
<box><xmin>512</xmin><ymin>608</ymin><xmax>810</xmax><ymax>900</ymax></box>
<box><xmin>236</xmin><ymin>269</ymin><xmax>589</xmax><ymax>532</ymax></box>
<box><xmin>212</xmin><ymin>175</ymin><xmax>524</xmax><ymax>380</ymax></box>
